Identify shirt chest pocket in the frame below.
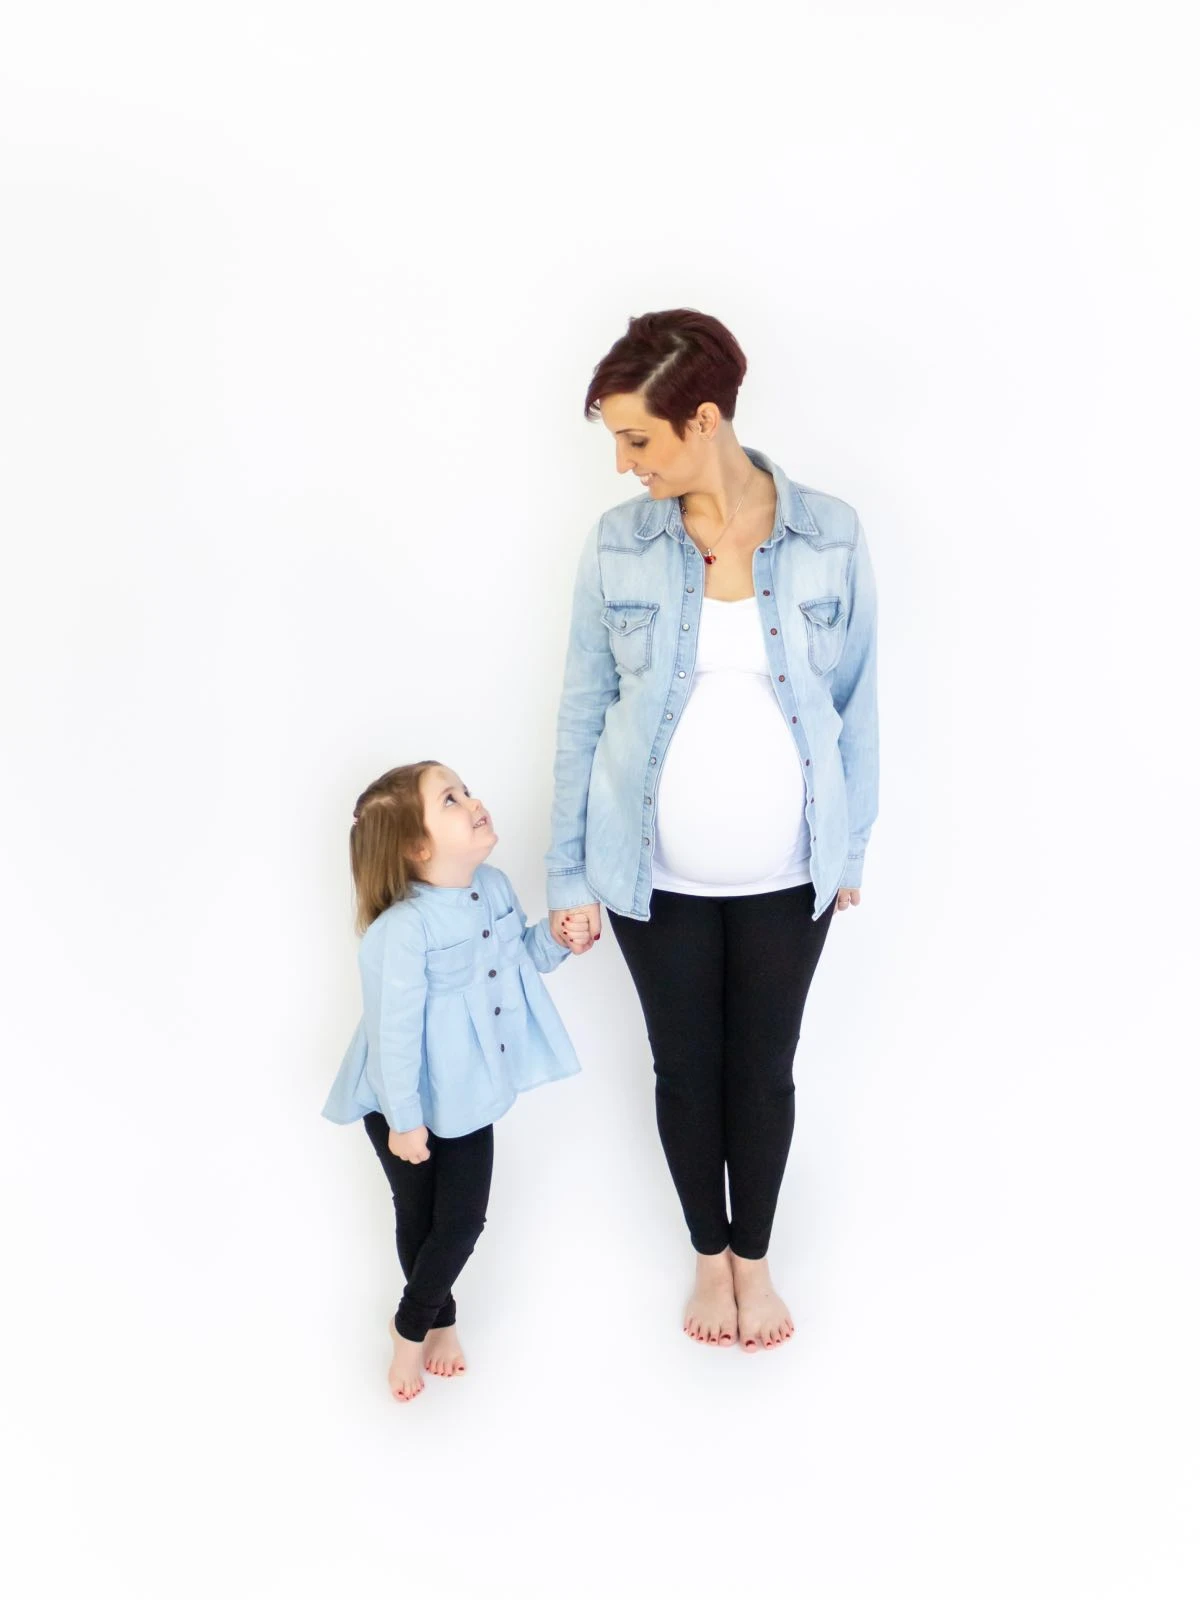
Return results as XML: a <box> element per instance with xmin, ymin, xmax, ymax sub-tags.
<box><xmin>601</xmin><ymin>602</ymin><xmax>658</xmax><ymax>676</ymax></box>
<box><xmin>798</xmin><ymin>596</ymin><xmax>847</xmax><ymax>676</ymax></box>
<box><xmin>425</xmin><ymin>938</ymin><xmax>476</xmax><ymax>990</ymax></box>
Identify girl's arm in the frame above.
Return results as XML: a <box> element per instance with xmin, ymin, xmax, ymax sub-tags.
<box><xmin>545</xmin><ymin>518</ymin><xmax>619</xmax><ymax>911</ymax></box>
<box><xmin>504</xmin><ymin>877</ymin><xmax>571</xmax><ymax>974</ymax></box>
<box><xmin>359</xmin><ymin>912</ymin><xmax>428</xmax><ymax>1132</ymax></box>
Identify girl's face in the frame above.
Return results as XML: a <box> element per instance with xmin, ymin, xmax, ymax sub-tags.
<box><xmin>598</xmin><ymin>392</ymin><xmax>707</xmax><ymax>498</ymax></box>
<box><xmin>415</xmin><ymin>765</ymin><xmax>497</xmax><ymax>871</ymax></box>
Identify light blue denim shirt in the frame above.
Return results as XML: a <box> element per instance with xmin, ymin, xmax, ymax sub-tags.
<box><xmin>546</xmin><ymin>449</ymin><xmax>879</xmax><ymax>922</ymax></box>
<box><xmin>323</xmin><ymin>863</ymin><xmax>580</xmax><ymax>1137</ymax></box>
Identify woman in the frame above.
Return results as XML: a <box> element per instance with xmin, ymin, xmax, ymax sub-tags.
<box><xmin>546</xmin><ymin>309</ymin><xmax>878</xmax><ymax>1352</ymax></box>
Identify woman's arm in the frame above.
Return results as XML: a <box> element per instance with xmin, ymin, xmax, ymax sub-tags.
<box><xmin>545</xmin><ymin>519</ymin><xmax>619</xmax><ymax>911</ymax></box>
<box><xmin>828</xmin><ymin>518</ymin><xmax>879</xmax><ymax>889</ymax></box>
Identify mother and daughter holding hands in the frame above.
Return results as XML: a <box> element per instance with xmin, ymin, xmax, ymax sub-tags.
<box><xmin>323</xmin><ymin>309</ymin><xmax>880</xmax><ymax>1402</ymax></box>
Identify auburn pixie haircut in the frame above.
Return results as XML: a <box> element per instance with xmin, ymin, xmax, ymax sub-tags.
<box><xmin>349</xmin><ymin>761</ymin><xmax>441</xmax><ymax>933</ymax></box>
<box><xmin>584</xmin><ymin>309</ymin><xmax>749</xmax><ymax>438</ymax></box>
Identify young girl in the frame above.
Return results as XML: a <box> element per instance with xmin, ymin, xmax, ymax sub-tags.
<box><xmin>323</xmin><ymin>760</ymin><xmax>588</xmax><ymax>1402</ymax></box>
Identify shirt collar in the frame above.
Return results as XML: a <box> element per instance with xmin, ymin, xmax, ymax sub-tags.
<box><xmin>410</xmin><ymin>868</ymin><xmax>483</xmax><ymax>901</ymax></box>
<box><xmin>633</xmin><ymin>447</ymin><xmax>816</xmax><ymax>546</ymax></box>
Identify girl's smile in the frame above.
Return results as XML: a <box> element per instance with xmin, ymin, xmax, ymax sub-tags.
<box><xmin>415</xmin><ymin>765</ymin><xmax>498</xmax><ymax>885</ymax></box>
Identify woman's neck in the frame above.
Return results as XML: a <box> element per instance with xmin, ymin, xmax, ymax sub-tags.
<box><xmin>680</xmin><ymin>437</ymin><xmax>767</xmax><ymax>527</ymax></box>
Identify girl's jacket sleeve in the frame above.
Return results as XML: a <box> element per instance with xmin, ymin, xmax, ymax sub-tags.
<box><xmin>359</xmin><ymin>911</ymin><xmax>428</xmax><ymax>1132</ymax></box>
<box><xmin>503</xmin><ymin>873</ymin><xmax>571</xmax><ymax>974</ymax></box>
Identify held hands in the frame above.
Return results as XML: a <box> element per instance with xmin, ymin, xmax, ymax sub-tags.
<box><xmin>551</xmin><ymin>903</ymin><xmax>602</xmax><ymax>953</ymax></box>
<box><xmin>387</xmin><ymin>1125</ymin><xmax>431</xmax><ymax>1163</ymax></box>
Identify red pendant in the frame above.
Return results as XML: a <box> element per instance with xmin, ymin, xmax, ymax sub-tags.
<box><xmin>703</xmin><ymin>552</ymin><xmax>716</xmax><ymax>565</ymax></box>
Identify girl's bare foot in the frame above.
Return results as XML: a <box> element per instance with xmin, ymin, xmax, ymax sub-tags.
<box><xmin>731</xmin><ymin>1253</ymin><xmax>794</xmax><ymax>1352</ymax></box>
<box><xmin>423</xmin><ymin>1325</ymin><xmax>467</xmax><ymax>1377</ymax></box>
<box><xmin>683</xmin><ymin>1248</ymin><xmax>738</xmax><ymax>1346</ymax></box>
<box><xmin>387</xmin><ymin>1321</ymin><xmax>425</xmax><ymax>1401</ymax></box>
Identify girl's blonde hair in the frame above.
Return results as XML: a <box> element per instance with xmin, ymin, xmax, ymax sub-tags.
<box><xmin>349</xmin><ymin>761</ymin><xmax>441</xmax><ymax>933</ymax></box>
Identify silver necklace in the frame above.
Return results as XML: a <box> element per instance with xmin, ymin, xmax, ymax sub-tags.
<box><xmin>683</xmin><ymin>464</ymin><xmax>755</xmax><ymax>564</ymax></box>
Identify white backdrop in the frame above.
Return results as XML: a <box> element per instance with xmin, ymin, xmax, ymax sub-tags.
<box><xmin>3</xmin><ymin>3</ymin><xmax>1198</xmax><ymax>1596</ymax></box>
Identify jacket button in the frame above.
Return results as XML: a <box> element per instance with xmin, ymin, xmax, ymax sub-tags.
<box><xmin>649</xmin><ymin>755</ymin><xmax>657</xmax><ymax>765</ymax></box>
<box><xmin>500</xmin><ymin>1043</ymin><xmax>505</xmax><ymax>1053</ymax></box>
<box><xmin>665</xmin><ymin>711</ymin><xmax>673</xmax><ymax>720</ymax></box>
<box><xmin>482</xmin><ymin>929</ymin><xmax>490</xmax><ymax>938</ymax></box>
<box><xmin>494</xmin><ymin>1006</ymin><xmax>501</xmax><ymax>1016</ymax></box>
<box><xmin>643</xmin><ymin>837</ymin><xmax>650</xmax><ymax>846</ymax></box>
<box><xmin>488</xmin><ymin>969</ymin><xmax>496</xmax><ymax>978</ymax></box>
<box><xmin>778</xmin><ymin>674</ymin><xmax>785</xmax><ymax>682</ymax></box>
<box><xmin>470</xmin><ymin>892</ymin><xmax>479</xmax><ymax>900</ymax></box>
<box><xmin>677</xmin><ymin>670</ymin><xmax>686</xmax><ymax>679</ymax></box>
<box><xmin>791</xmin><ymin>716</ymin><xmax>797</xmax><ymax>724</ymax></box>
<box><xmin>682</xmin><ymin>622</ymin><xmax>690</xmax><ymax>631</ymax></box>
<box><xmin>770</xmin><ymin>627</ymin><xmax>778</xmax><ymax>635</ymax></box>
<box><xmin>686</xmin><ymin>585</ymin><xmax>694</xmax><ymax>594</ymax></box>
<box><xmin>759</xmin><ymin>547</ymin><xmax>767</xmax><ymax>553</ymax></box>
<box><xmin>619</xmin><ymin>618</ymin><xmax>627</xmax><ymax>629</ymax></box>
<box><xmin>644</xmin><ymin>796</ymin><xmax>652</xmax><ymax>806</ymax></box>
<box><xmin>805</xmin><ymin>758</ymin><xmax>810</xmax><ymax>765</ymax></box>
<box><xmin>763</xmin><ymin>589</ymin><xmax>771</xmax><ymax>596</ymax></box>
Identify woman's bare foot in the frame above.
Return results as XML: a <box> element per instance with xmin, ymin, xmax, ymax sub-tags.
<box><xmin>731</xmin><ymin>1253</ymin><xmax>794</xmax><ymax>1352</ymax></box>
<box><xmin>424</xmin><ymin>1325</ymin><xmax>467</xmax><ymax>1377</ymax></box>
<box><xmin>683</xmin><ymin>1248</ymin><xmax>738</xmax><ymax>1346</ymax></box>
<box><xmin>387</xmin><ymin>1321</ymin><xmax>425</xmax><ymax>1401</ymax></box>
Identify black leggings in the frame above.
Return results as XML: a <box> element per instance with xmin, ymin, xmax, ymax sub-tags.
<box><xmin>608</xmin><ymin>884</ymin><xmax>834</xmax><ymax>1260</ymax></box>
<box><xmin>363</xmin><ymin>1113</ymin><xmax>494</xmax><ymax>1342</ymax></box>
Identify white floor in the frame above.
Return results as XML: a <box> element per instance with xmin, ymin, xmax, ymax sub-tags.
<box><xmin>9</xmin><ymin>900</ymin><xmax>1199</xmax><ymax>1600</ymax></box>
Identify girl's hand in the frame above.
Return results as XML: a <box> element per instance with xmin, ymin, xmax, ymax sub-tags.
<box><xmin>551</xmin><ymin>904</ymin><xmax>602</xmax><ymax>952</ymax></box>
<box><xmin>835</xmin><ymin>888</ymin><xmax>862</xmax><ymax>912</ymax></box>
<box><xmin>388</xmin><ymin>1125</ymin><xmax>431</xmax><ymax>1163</ymax></box>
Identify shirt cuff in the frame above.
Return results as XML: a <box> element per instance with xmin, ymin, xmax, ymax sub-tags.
<box><xmin>546</xmin><ymin>868</ymin><xmax>596</xmax><ymax>913</ymax></box>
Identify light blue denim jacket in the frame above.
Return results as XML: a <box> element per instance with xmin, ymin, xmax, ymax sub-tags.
<box><xmin>323</xmin><ymin>864</ymin><xmax>580</xmax><ymax>1137</ymax></box>
<box><xmin>545</xmin><ymin>449</ymin><xmax>878</xmax><ymax>922</ymax></box>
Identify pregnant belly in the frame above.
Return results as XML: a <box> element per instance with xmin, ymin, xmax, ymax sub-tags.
<box><xmin>653</xmin><ymin>674</ymin><xmax>809</xmax><ymax>885</ymax></box>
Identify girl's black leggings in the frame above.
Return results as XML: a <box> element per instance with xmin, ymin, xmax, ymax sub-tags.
<box><xmin>608</xmin><ymin>883</ymin><xmax>834</xmax><ymax>1260</ymax></box>
<box><xmin>363</xmin><ymin>1113</ymin><xmax>494</xmax><ymax>1343</ymax></box>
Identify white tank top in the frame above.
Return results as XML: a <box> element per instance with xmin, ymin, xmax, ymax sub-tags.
<box><xmin>651</xmin><ymin>597</ymin><xmax>813</xmax><ymax>897</ymax></box>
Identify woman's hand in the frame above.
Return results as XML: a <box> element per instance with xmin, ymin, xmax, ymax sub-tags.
<box><xmin>551</xmin><ymin>903</ymin><xmax>602</xmax><ymax>952</ymax></box>
<box><xmin>835</xmin><ymin>888</ymin><xmax>862</xmax><ymax>912</ymax></box>
<box><xmin>388</xmin><ymin>1125</ymin><xmax>431</xmax><ymax>1163</ymax></box>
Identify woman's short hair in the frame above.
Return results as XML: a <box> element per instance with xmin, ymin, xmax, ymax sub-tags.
<box><xmin>584</xmin><ymin>309</ymin><xmax>748</xmax><ymax>438</ymax></box>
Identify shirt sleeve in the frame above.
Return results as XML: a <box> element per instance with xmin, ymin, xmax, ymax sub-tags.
<box><xmin>359</xmin><ymin>911</ymin><xmax>428</xmax><ymax>1132</ymax></box>
<box><xmin>502</xmin><ymin>872</ymin><xmax>571</xmax><ymax>973</ymax></box>
<box><xmin>545</xmin><ymin>518</ymin><xmax>619</xmax><ymax>911</ymax></box>
<box><xmin>828</xmin><ymin>516</ymin><xmax>879</xmax><ymax>888</ymax></box>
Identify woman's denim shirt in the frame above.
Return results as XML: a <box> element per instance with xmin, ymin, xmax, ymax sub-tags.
<box><xmin>323</xmin><ymin>864</ymin><xmax>580</xmax><ymax>1137</ymax></box>
<box><xmin>545</xmin><ymin>449</ymin><xmax>879</xmax><ymax>923</ymax></box>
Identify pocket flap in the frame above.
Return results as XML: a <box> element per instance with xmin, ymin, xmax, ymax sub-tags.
<box><xmin>799</xmin><ymin>596</ymin><xmax>844</xmax><ymax>630</ymax></box>
<box><xmin>425</xmin><ymin>938</ymin><xmax>475</xmax><ymax>977</ymax></box>
<box><xmin>601</xmin><ymin>603</ymin><xmax>658</xmax><ymax>635</ymax></box>
<box><xmin>494</xmin><ymin>908</ymin><xmax>522</xmax><ymax>941</ymax></box>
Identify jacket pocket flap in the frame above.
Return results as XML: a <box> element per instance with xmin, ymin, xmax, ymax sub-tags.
<box><xmin>601</xmin><ymin>603</ymin><xmax>658</xmax><ymax>635</ymax></box>
<box><xmin>799</xmin><ymin>596</ymin><xmax>843</xmax><ymax>629</ymax></box>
